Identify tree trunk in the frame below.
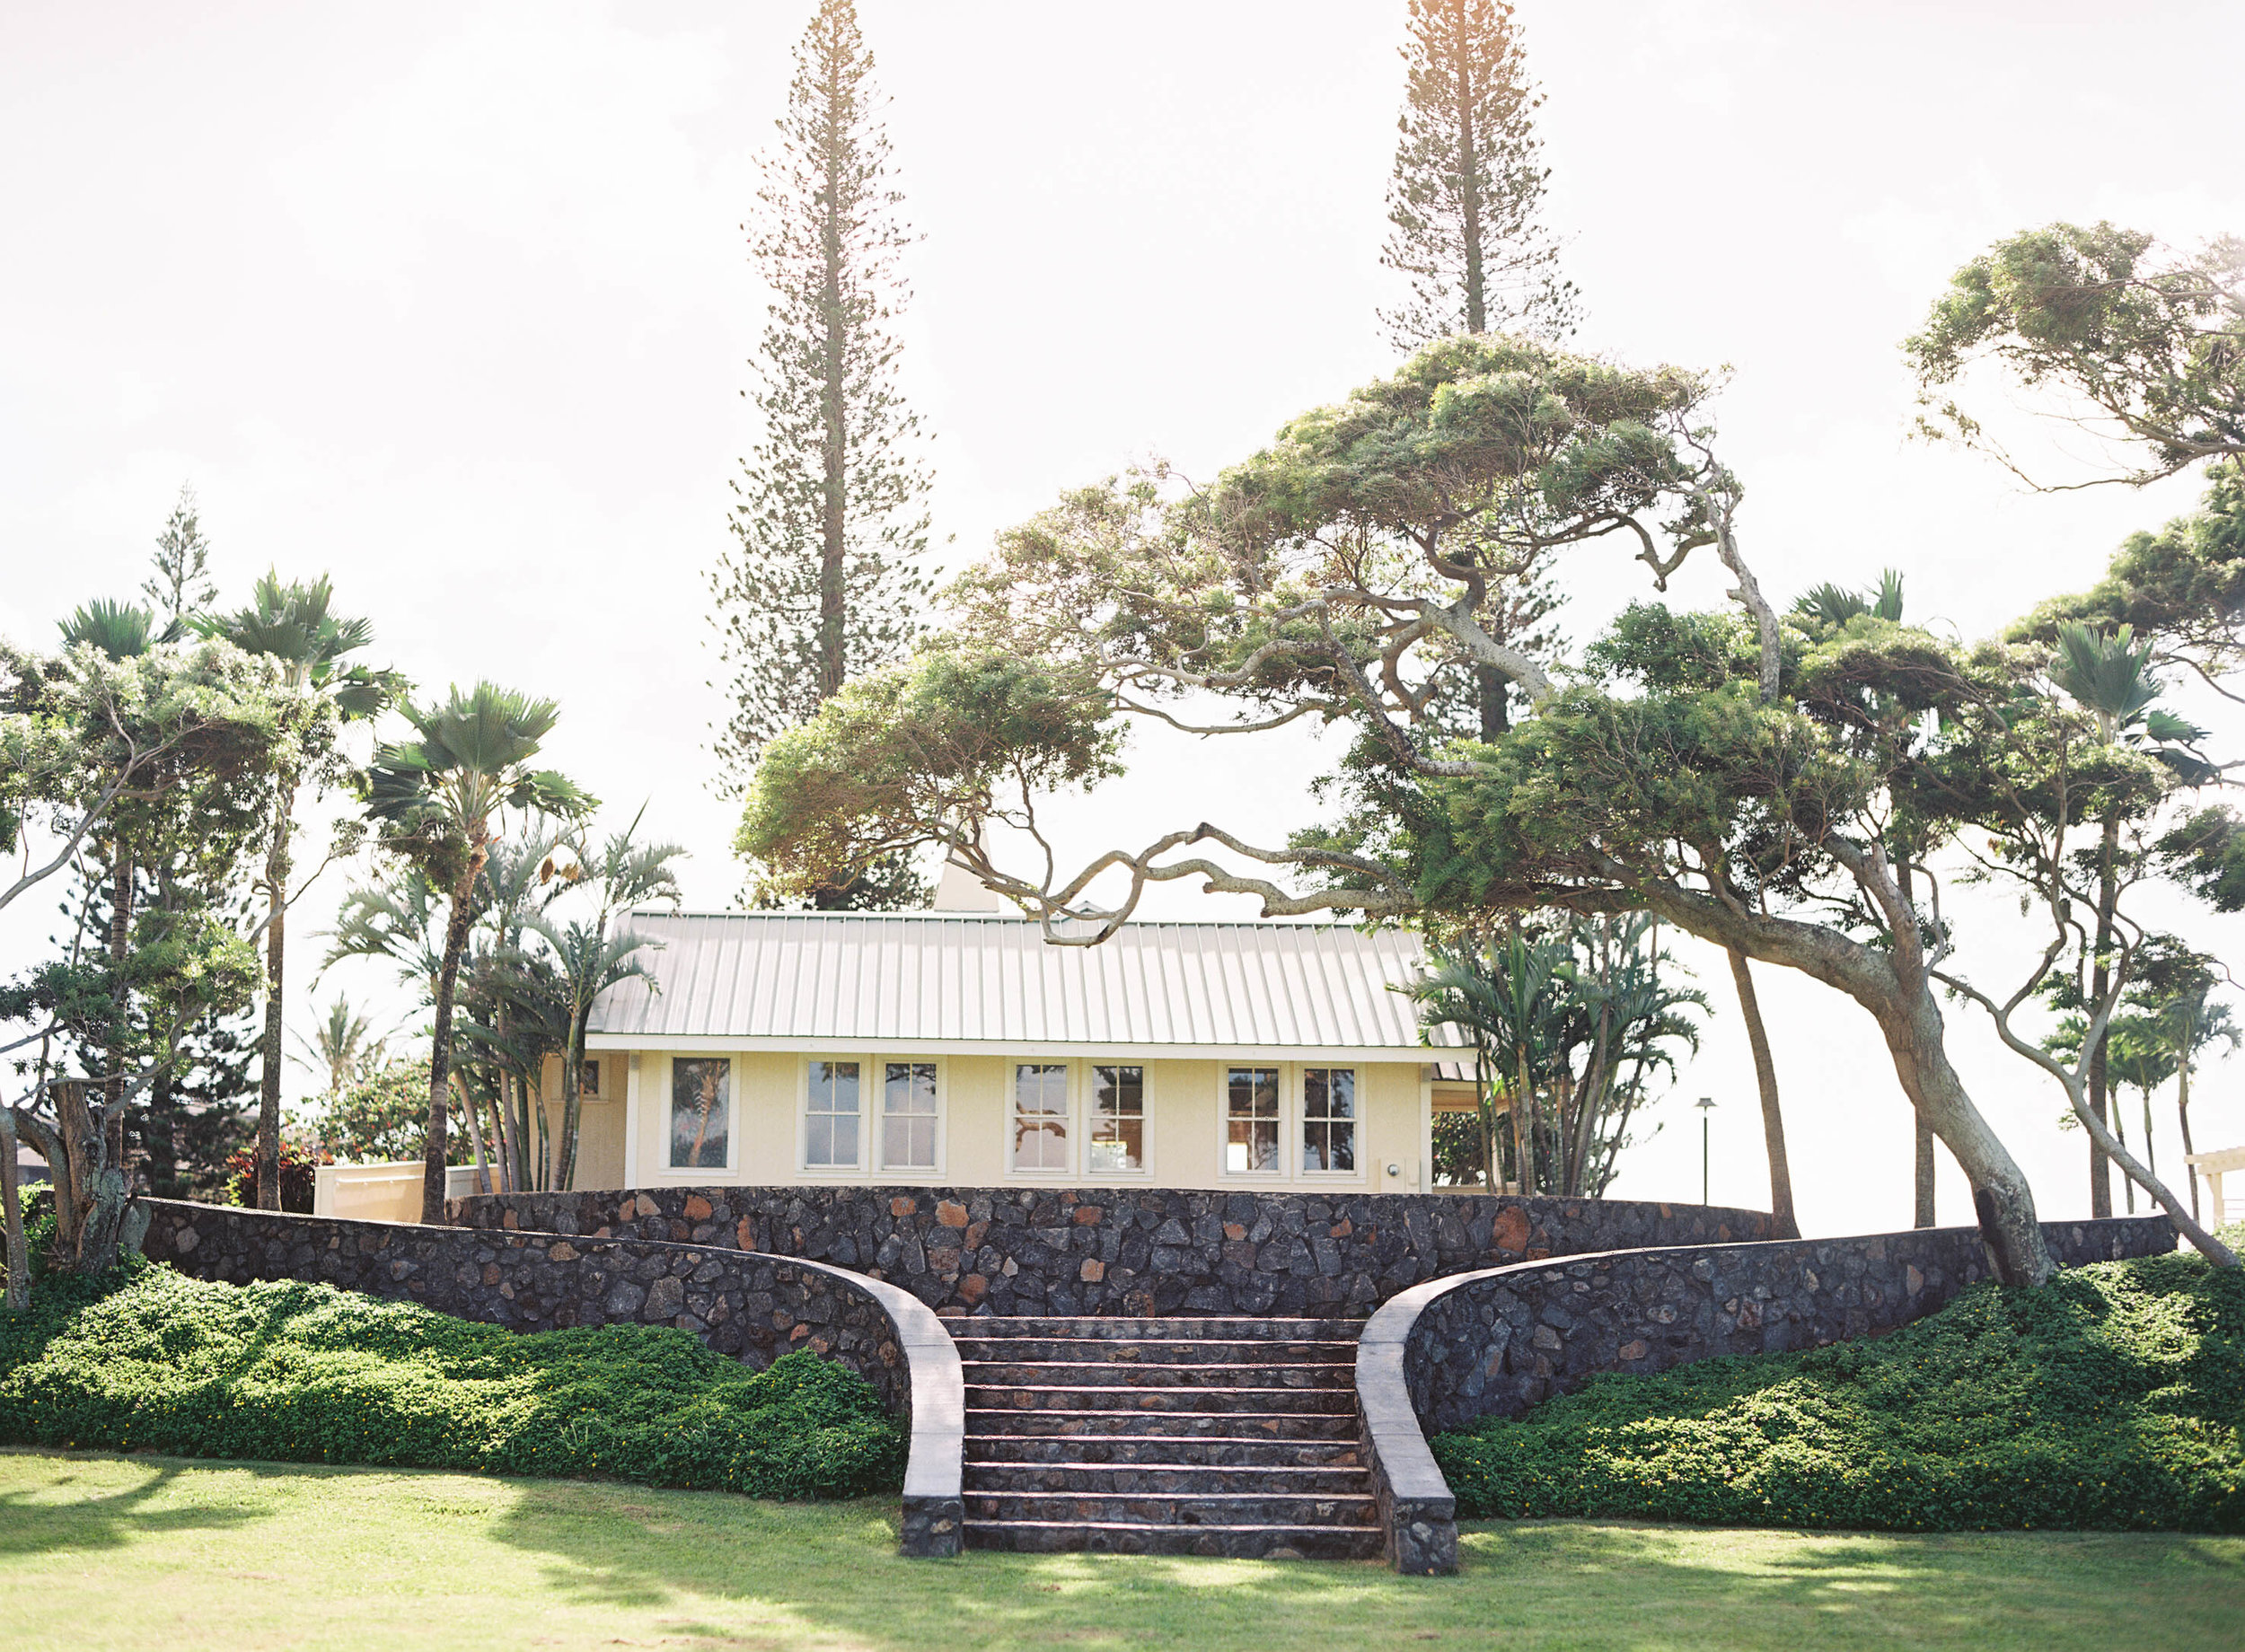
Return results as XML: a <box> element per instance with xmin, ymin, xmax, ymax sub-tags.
<box><xmin>1511</xmin><ymin>1046</ymin><xmax>1538</xmax><ymax>1196</ymax></box>
<box><xmin>816</xmin><ymin>63</ymin><xmax>850</xmax><ymax>704</ymax></box>
<box><xmin>1448</xmin><ymin>0</ymin><xmax>1484</xmax><ymax>333</ymax></box>
<box><xmin>2179</xmin><ymin>1053</ymin><xmax>2199</xmax><ymax>1223</ymax></box>
<box><xmin>54</xmin><ymin>1078</ymin><xmax>138</xmax><ymax>1275</ymax></box>
<box><xmin>1914</xmin><ymin>1118</ymin><xmax>1937</xmax><ymax>1227</ymax></box>
<box><xmin>256</xmin><ymin>775</ymin><xmax>296</xmax><ymax>1209</ymax></box>
<box><xmin>558</xmin><ymin>1015</ymin><xmax>585</xmax><ymax>1192</ymax></box>
<box><xmin>458</xmin><ymin>1072</ymin><xmax>492</xmax><ymax>1197</ymax></box>
<box><xmin>1726</xmin><ymin>947</ymin><xmax>1798</xmax><ymax>1239</ymax></box>
<box><xmin>104</xmin><ymin>848</ymin><xmax>133</xmax><ymax>1180</ymax></box>
<box><xmin>1</xmin><ymin>1107</ymin><xmax>28</xmax><ymax>1313</ymax></box>
<box><xmin>421</xmin><ymin>853</ymin><xmax>482</xmax><ymax>1225</ymax></box>
<box><xmin>2086</xmin><ymin>808</ymin><xmax>2120</xmax><ymax>1218</ymax></box>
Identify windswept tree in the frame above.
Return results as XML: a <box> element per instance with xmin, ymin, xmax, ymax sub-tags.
<box><xmin>364</xmin><ymin>684</ymin><xmax>591</xmax><ymax>1222</ymax></box>
<box><xmin>709</xmin><ymin>0</ymin><xmax>932</xmax><ymax>908</ymax></box>
<box><xmin>1907</xmin><ymin>222</ymin><xmax>2244</xmax><ymax>488</ymax></box>
<box><xmin>1382</xmin><ymin>0</ymin><xmax>1578</xmax><ymax>347</ymax></box>
<box><xmin>198</xmin><ymin>573</ymin><xmax>393</xmax><ymax>1208</ymax></box>
<box><xmin>738</xmin><ymin>336</ymin><xmax>2163</xmax><ymax>1282</ymax></box>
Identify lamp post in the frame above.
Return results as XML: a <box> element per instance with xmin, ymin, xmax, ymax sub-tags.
<box><xmin>1695</xmin><ymin>1095</ymin><xmax>1716</xmax><ymax>1205</ymax></box>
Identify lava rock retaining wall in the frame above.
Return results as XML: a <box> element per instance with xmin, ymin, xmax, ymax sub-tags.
<box><xmin>1403</xmin><ymin>1215</ymin><xmax>2178</xmax><ymax>1433</ymax></box>
<box><xmin>447</xmin><ymin>1186</ymin><xmax>1778</xmax><ymax>1319</ymax></box>
<box><xmin>137</xmin><ymin>1198</ymin><xmax>971</xmax><ymax>1557</ymax></box>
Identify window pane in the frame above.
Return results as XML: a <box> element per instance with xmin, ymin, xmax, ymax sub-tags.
<box><xmin>885</xmin><ymin>1061</ymin><xmax>938</xmax><ymax>1116</ymax></box>
<box><xmin>1013</xmin><ymin>1063</ymin><xmax>1069</xmax><ymax>1171</ymax></box>
<box><xmin>877</xmin><ymin>1063</ymin><xmax>938</xmax><ymax>1169</ymax></box>
<box><xmin>670</xmin><ymin>1058</ymin><xmax>729</xmax><ymax>1169</ymax></box>
<box><xmin>1087</xmin><ymin>1065</ymin><xmax>1144</xmax><ymax>1173</ymax></box>
<box><xmin>806</xmin><ymin>1061</ymin><xmax>860</xmax><ymax>1167</ymax></box>
<box><xmin>1087</xmin><ymin>1117</ymin><xmax>1143</xmax><ymax>1173</ymax></box>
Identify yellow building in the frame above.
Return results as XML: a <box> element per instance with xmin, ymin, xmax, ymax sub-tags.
<box><xmin>570</xmin><ymin>909</ymin><xmax>1460</xmax><ymax>1197</ymax></box>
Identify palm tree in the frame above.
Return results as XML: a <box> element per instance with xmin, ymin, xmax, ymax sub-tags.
<box><xmin>2050</xmin><ymin>621</ymin><xmax>2218</xmax><ymax>1217</ymax></box>
<box><xmin>197</xmin><ymin>572</ymin><xmax>392</xmax><ymax>1207</ymax></box>
<box><xmin>365</xmin><ymin>683</ymin><xmax>593</xmax><ymax>1222</ymax></box>
<box><xmin>537</xmin><ymin>812</ymin><xmax>682</xmax><ymax>1190</ymax></box>
<box><xmin>1408</xmin><ymin>952</ymin><xmax>1512</xmax><ymax>1190</ymax></box>
<box><xmin>289</xmin><ymin>995</ymin><xmax>389</xmax><ymax>1095</ymax></box>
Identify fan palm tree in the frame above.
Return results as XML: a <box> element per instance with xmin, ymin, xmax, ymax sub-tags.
<box><xmin>365</xmin><ymin>682</ymin><xmax>593</xmax><ymax>1221</ymax></box>
<box><xmin>198</xmin><ymin>572</ymin><xmax>393</xmax><ymax>1207</ymax></box>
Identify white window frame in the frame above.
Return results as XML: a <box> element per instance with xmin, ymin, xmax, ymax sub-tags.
<box><xmin>1084</xmin><ymin>1061</ymin><xmax>1152</xmax><ymax>1180</ymax></box>
<box><xmin>798</xmin><ymin>1056</ymin><xmax>870</xmax><ymax>1177</ymax></box>
<box><xmin>875</xmin><ymin>1056</ymin><xmax>947</xmax><ymax>1178</ymax></box>
<box><xmin>1298</xmin><ymin>1064</ymin><xmax>1364</xmax><ymax>1182</ymax></box>
<box><xmin>1218</xmin><ymin>1063</ymin><xmax>1286</xmax><ymax>1180</ymax></box>
<box><xmin>1007</xmin><ymin>1059</ymin><xmax>1076</xmax><ymax>1177</ymax></box>
<box><xmin>662</xmin><ymin>1053</ymin><xmax>739</xmax><ymax>1177</ymax></box>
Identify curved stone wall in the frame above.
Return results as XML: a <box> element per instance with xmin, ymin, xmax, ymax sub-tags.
<box><xmin>1352</xmin><ymin>1214</ymin><xmax>2176</xmax><ymax>1572</ymax></box>
<box><xmin>447</xmin><ymin>1185</ymin><xmax>1778</xmax><ymax>1319</ymax></box>
<box><xmin>140</xmin><ymin>1199</ymin><xmax>965</xmax><ymax>1556</ymax></box>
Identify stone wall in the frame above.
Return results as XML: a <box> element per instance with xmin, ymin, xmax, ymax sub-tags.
<box><xmin>446</xmin><ymin>1186</ymin><xmax>1780</xmax><ymax>1319</ymax></box>
<box><xmin>142</xmin><ymin>1199</ymin><xmax>911</xmax><ymax>1410</ymax></box>
<box><xmin>1401</xmin><ymin>1216</ymin><xmax>2177</xmax><ymax>1433</ymax></box>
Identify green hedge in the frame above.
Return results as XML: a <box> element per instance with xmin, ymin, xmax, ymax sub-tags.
<box><xmin>0</xmin><ymin>1260</ymin><xmax>904</xmax><ymax>1499</ymax></box>
<box><xmin>1431</xmin><ymin>1253</ymin><xmax>2243</xmax><ymax>1532</ymax></box>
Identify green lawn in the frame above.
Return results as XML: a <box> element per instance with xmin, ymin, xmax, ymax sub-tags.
<box><xmin>4</xmin><ymin>1448</ymin><xmax>2236</xmax><ymax>1650</ymax></box>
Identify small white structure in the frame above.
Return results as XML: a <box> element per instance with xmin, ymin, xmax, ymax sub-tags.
<box><xmin>313</xmin><ymin>1161</ymin><xmax>484</xmax><ymax>1222</ymax></box>
<box><xmin>2186</xmin><ymin>1145</ymin><xmax>2245</xmax><ymax>1228</ymax></box>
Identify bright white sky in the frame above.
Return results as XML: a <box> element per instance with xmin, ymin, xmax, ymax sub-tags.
<box><xmin>5</xmin><ymin>0</ymin><xmax>2242</xmax><ymax>1234</ymax></box>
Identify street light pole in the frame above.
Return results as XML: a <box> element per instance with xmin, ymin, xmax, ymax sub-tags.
<box><xmin>1695</xmin><ymin>1095</ymin><xmax>1716</xmax><ymax>1205</ymax></box>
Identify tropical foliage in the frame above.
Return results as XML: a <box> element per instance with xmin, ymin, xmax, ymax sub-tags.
<box><xmin>1433</xmin><ymin>1253</ymin><xmax>2244</xmax><ymax>1533</ymax></box>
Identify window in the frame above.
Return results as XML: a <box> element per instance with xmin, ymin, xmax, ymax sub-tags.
<box><xmin>806</xmin><ymin>1060</ymin><xmax>861</xmax><ymax>1169</ymax></box>
<box><xmin>1302</xmin><ymin>1067</ymin><xmax>1358</xmax><ymax>1173</ymax></box>
<box><xmin>1012</xmin><ymin>1063</ymin><xmax>1070</xmax><ymax>1172</ymax></box>
<box><xmin>883</xmin><ymin>1060</ymin><xmax>938</xmax><ymax>1171</ymax></box>
<box><xmin>669</xmin><ymin>1058</ymin><xmax>730</xmax><ymax>1169</ymax></box>
<box><xmin>1088</xmin><ymin>1065</ymin><xmax>1145</xmax><ymax>1173</ymax></box>
<box><xmin>1225</xmin><ymin>1067</ymin><xmax>1280</xmax><ymax>1173</ymax></box>
<box><xmin>579</xmin><ymin>1059</ymin><xmax>601</xmax><ymax>1098</ymax></box>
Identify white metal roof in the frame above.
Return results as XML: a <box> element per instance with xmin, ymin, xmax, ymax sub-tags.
<box><xmin>585</xmin><ymin>912</ymin><xmax>1462</xmax><ymax>1059</ymax></box>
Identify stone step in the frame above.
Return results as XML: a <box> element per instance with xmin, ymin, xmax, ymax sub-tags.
<box><xmin>963</xmin><ymin>1520</ymin><xmax>1385</xmax><ymax>1560</ymax></box>
<box><xmin>966</xmin><ymin>1434</ymin><xmax>1362</xmax><ymax>1468</ymax></box>
<box><xmin>965</xmin><ymin>1408</ymin><xmax>1360</xmax><ymax>1440</ymax></box>
<box><xmin>952</xmin><ymin>1336</ymin><xmax>1352</xmax><ymax>1366</ymax></box>
<box><xmin>964</xmin><ymin>1383</ymin><xmax>1354</xmax><ymax>1415</ymax></box>
<box><xmin>964</xmin><ymin>1490</ymin><xmax>1378</xmax><ymax>1528</ymax></box>
<box><xmin>966</xmin><ymin>1462</ymin><xmax>1369</xmax><ymax>1496</ymax></box>
<box><xmin>957</xmin><ymin>1359</ymin><xmax>1352</xmax><ymax>1391</ymax></box>
<box><xmin>964</xmin><ymin>1316</ymin><xmax>1360</xmax><ymax>1342</ymax></box>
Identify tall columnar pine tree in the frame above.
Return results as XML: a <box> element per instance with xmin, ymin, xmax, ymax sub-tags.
<box><xmin>709</xmin><ymin>0</ymin><xmax>932</xmax><ymax>908</ymax></box>
<box><xmin>143</xmin><ymin>485</ymin><xmax>216</xmax><ymax>625</ymax></box>
<box><xmin>198</xmin><ymin>574</ymin><xmax>392</xmax><ymax>1208</ymax></box>
<box><xmin>1381</xmin><ymin>0</ymin><xmax>1579</xmax><ymax>350</ymax></box>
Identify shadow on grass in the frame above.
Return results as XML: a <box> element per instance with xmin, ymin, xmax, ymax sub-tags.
<box><xmin>480</xmin><ymin>1485</ymin><xmax>2245</xmax><ymax>1652</ymax></box>
<box><xmin>0</xmin><ymin>1448</ymin><xmax>262</xmax><ymax>1560</ymax></box>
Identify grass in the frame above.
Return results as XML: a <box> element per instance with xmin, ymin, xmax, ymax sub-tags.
<box><xmin>1434</xmin><ymin>1252</ymin><xmax>2242</xmax><ymax>1532</ymax></box>
<box><xmin>4</xmin><ymin>1447</ymin><xmax>2241</xmax><ymax>1651</ymax></box>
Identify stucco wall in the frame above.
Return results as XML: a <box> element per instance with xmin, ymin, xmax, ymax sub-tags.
<box><xmin>448</xmin><ymin>1184</ymin><xmax>1779</xmax><ymax>1318</ymax></box>
<box><xmin>612</xmin><ymin>1050</ymin><xmax>1431</xmax><ymax>1195</ymax></box>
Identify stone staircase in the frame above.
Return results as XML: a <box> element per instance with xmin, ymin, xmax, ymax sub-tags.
<box><xmin>954</xmin><ymin>1315</ymin><xmax>1380</xmax><ymax>1559</ymax></box>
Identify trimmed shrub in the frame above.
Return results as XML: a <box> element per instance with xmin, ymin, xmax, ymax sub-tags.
<box><xmin>1431</xmin><ymin>1253</ymin><xmax>2243</xmax><ymax>1533</ymax></box>
<box><xmin>0</xmin><ymin>1262</ymin><xmax>903</xmax><ymax>1499</ymax></box>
